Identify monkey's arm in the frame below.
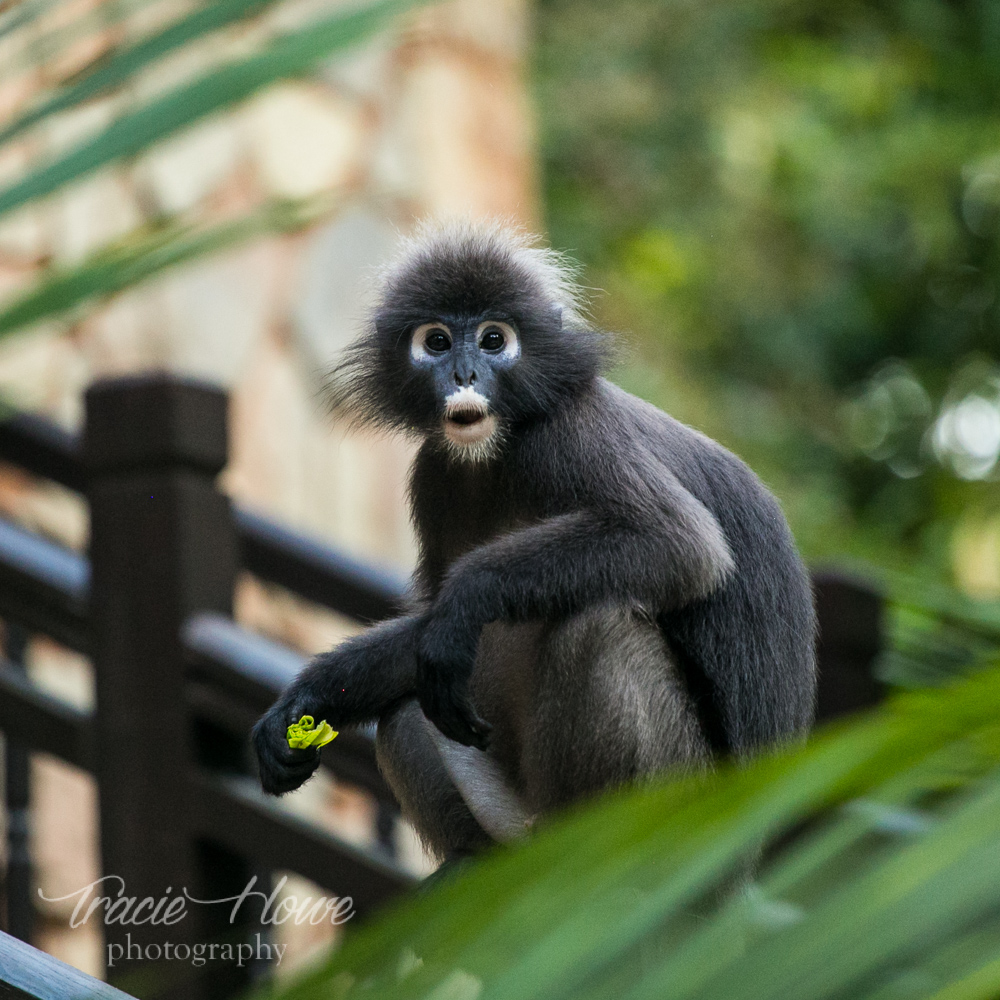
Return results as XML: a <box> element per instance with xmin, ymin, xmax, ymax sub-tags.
<box><xmin>252</xmin><ymin>614</ymin><xmax>424</xmax><ymax>795</ymax></box>
<box><xmin>418</xmin><ymin>473</ymin><xmax>734</xmax><ymax>747</ymax></box>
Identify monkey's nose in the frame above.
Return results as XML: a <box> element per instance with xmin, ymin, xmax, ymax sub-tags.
<box><xmin>453</xmin><ymin>371</ymin><xmax>477</xmax><ymax>386</ymax></box>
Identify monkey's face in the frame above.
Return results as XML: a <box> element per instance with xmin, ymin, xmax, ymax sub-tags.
<box><xmin>329</xmin><ymin>223</ymin><xmax>610</xmax><ymax>449</ymax></box>
<box><xmin>408</xmin><ymin>317</ymin><xmax>520</xmax><ymax>458</ymax></box>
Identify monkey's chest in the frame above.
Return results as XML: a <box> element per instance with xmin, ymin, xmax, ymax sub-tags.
<box><xmin>425</xmin><ymin>509</ymin><xmax>545</xmax><ymax>591</ymax></box>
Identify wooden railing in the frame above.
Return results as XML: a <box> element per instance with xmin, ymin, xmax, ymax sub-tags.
<box><xmin>0</xmin><ymin>927</ymin><xmax>134</xmax><ymax>999</ymax></box>
<box><xmin>0</xmin><ymin>373</ymin><xmax>884</xmax><ymax>1000</ymax></box>
<box><xmin>0</xmin><ymin>374</ymin><xmax>416</xmax><ymax>1000</ymax></box>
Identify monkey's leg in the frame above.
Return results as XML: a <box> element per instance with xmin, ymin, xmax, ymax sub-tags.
<box><xmin>376</xmin><ymin>700</ymin><xmax>495</xmax><ymax>862</ymax></box>
<box><xmin>521</xmin><ymin>606</ymin><xmax>711</xmax><ymax>813</ymax></box>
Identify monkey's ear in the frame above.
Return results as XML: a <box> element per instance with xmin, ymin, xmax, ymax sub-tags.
<box><xmin>551</xmin><ymin>304</ymin><xmax>564</xmax><ymax>330</ymax></box>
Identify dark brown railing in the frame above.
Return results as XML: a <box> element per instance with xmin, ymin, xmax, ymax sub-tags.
<box><xmin>0</xmin><ymin>373</ymin><xmax>884</xmax><ymax>1000</ymax></box>
<box><xmin>0</xmin><ymin>927</ymin><xmax>134</xmax><ymax>999</ymax></box>
<box><xmin>0</xmin><ymin>375</ymin><xmax>416</xmax><ymax>1000</ymax></box>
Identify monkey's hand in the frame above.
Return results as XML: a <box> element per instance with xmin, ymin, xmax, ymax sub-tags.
<box><xmin>251</xmin><ymin>693</ymin><xmax>323</xmax><ymax>796</ymax></box>
<box><xmin>416</xmin><ymin>612</ymin><xmax>492</xmax><ymax>750</ymax></box>
<box><xmin>252</xmin><ymin>613</ymin><xmax>428</xmax><ymax>793</ymax></box>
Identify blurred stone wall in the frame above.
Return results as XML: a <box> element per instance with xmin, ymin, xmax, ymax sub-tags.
<box><xmin>0</xmin><ymin>0</ymin><xmax>537</xmax><ymax>978</ymax></box>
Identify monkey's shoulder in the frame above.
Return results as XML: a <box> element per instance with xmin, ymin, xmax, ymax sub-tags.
<box><xmin>517</xmin><ymin>378</ymin><xmax>754</xmax><ymax>500</ymax></box>
<box><xmin>409</xmin><ymin>376</ymin><xmax>791</xmax><ymax>558</ymax></box>
<box><xmin>590</xmin><ymin>380</ymin><xmax>788</xmax><ymax>507</ymax></box>
<box><xmin>531</xmin><ymin>381</ymin><xmax>800</xmax><ymax>566</ymax></box>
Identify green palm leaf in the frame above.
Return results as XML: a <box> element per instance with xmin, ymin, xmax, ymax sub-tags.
<box><xmin>0</xmin><ymin>0</ymin><xmax>60</xmax><ymax>42</ymax></box>
<box><xmin>0</xmin><ymin>0</ymin><xmax>412</xmax><ymax>221</ymax></box>
<box><xmin>0</xmin><ymin>0</ymin><xmax>420</xmax><ymax>342</ymax></box>
<box><xmin>249</xmin><ymin>665</ymin><xmax>1000</xmax><ymax>1000</ymax></box>
<box><xmin>0</xmin><ymin>0</ymin><xmax>283</xmax><ymax>147</ymax></box>
<box><xmin>0</xmin><ymin>0</ymin><xmax>162</xmax><ymax>78</ymax></box>
<box><xmin>0</xmin><ymin>195</ymin><xmax>336</xmax><ymax>335</ymax></box>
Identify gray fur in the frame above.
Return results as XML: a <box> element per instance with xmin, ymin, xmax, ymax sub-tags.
<box><xmin>374</xmin><ymin>606</ymin><xmax>711</xmax><ymax>859</ymax></box>
<box><xmin>252</xmin><ymin>221</ymin><xmax>817</xmax><ymax>865</ymax></box>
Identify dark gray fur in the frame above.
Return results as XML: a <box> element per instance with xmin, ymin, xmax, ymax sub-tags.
<box><xmin>252</xmin><ymin>222</ymin><xmax>817</xmax><ymax>861</ymax></box>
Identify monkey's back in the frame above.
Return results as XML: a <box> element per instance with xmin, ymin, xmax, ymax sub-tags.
<box><xmin>601</xmin><ymin>381</ymin><xmax>817</xmax><ymax>752</ymax></box>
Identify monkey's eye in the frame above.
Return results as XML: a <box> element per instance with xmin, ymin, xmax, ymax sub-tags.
<box><xmin>479</xmin><ymin>327</ymin><xmax>506</xmax><ymax>351</ymax></box>
<box><xmin>425</xmin><ymin>330</ymin><xmax>451</xmax><ymax>352</ymax></box>
<box><xmin>476</xmin><ymin>320</ymin><xmax>519</xmax><ymax>360</ymax></box>
<box><xmin>411</xmin><ymin>323</ymin><xmax>452</xmax><ymax>361</ymax></box>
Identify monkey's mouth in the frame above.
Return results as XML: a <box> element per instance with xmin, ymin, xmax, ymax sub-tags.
<box><xmin>444</xmin><ymin>408</ymin><xmax>497</xmax><ymax>445</ymax></box>
<box><xmin>447</xmin><ymin>407</ymin><xmax>486</xmax><ymax>427</ymax></box>
<box><xmin>443</xmin><ymin>391</ymin><xmax>496</xmax><ymax>447</ymax></box>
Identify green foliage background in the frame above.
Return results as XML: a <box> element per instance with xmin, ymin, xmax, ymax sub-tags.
<box><xmin>535</xmin><ymin>0</ymin><xmax>1000</xmax><ymax>579</ymax></box>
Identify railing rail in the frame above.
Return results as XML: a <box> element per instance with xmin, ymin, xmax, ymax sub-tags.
<box><xmin>233</xmin><ymin>506</ymin><xmax>407</xmax><ymax>622</ymax></box>
<box><xmin>0</xmin><ymin>517</ymin><xmax>87</xmax><ymax>652</ymax></box>
<box><xmin>0</xmin><ymin>409</ymin><xmax>409</xmax><ymax>620</ymax></box>
<box><xmin>0</xmin><ymin>928</ymin><xmax>134</xmax><ymax>1000</ymax></box>
<box><xmin>0</xmin><ymin>641</ymin><xmax>411</xmax><ymax>900</ymax></box>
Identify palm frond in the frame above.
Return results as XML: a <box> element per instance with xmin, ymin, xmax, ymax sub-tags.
<box><xmin>0</xmin><ymin>0</ymin><xmax>418</xmax><ymax>342</ymax></box>
<box><xmin>0</xmin><ymin>0</ymin><xmax>61</xmax><ymax>42</ymax></box>
<box><xmin>250</xmin><ymin>665</ymin><xmax>1000</xmax><ymax>1000</ymax></box>
<box><xmin>0</xmin><ymin>0</ymin><xmax>284</xmax><ymax>147</ymax></box>
<box><xmin>0</xmin><ymin>0</ymin><xmax>412</xmax><ymax>221</ymax></box>
<box><xmin>875</xmin><ymin>570</ymin><xmax>1000</xmax><ymax>689</ymax></box>
<box><xmin>0</xmin><ymin>194</ymin><xmax>336</xmax><ymax>335</ymax></box>
<box><xmin>0</xmin><ymin>0</ymin><xmax>160</xmax><ymax>76</ymax></box>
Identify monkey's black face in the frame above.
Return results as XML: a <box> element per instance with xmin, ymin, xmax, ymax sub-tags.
<box><xmin>329</xmin><ymin>223</ymin><xmax>610</xmax><ymax>456</ymax></box>
<box><xmin>408</xmin><ymin>315</ymin><xmax>520</xmax><ymax>459</ymax></box>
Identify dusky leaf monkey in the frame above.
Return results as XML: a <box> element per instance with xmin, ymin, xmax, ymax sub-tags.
<box><xmin>252</xmin><ymin>221</ymin><xmax>816</xmax><ymax>859</ymax></box>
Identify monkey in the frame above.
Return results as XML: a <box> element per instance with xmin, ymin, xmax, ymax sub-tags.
<box><xmin>251</xmin><ymin>220</ymin><xmax>817</xmax><ymax>861</ymax></box>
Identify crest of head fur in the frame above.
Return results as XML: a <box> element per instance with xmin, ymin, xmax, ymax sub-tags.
<box><xmin>376</xmin><ymin>219</ymin><xmax>588</xmax><ymax>328</ymax></box>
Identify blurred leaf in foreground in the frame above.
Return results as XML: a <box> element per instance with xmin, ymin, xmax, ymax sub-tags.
<box><xmin>0</xmin><ymin>0</ymin><xmax>282</xmax><ymax>148</ymax></box>
<box><xmin>0</xmin><ymin>0</ymin><xmax>413</xmax><ymax>222</ymax></box>
<box><xmin>248</xmin><ymin>662</ymin><xmax>1000</xmax><ymax>1000</ymax></box>
<box><xmin>0</xmin><ymin>194</ymin><xmax>338</xmax><ymax>336</ymax></box>
<box><xmin>0</xmin><ymin>0</ymin><xmax>420</xmax><ymax>343</ymax></box>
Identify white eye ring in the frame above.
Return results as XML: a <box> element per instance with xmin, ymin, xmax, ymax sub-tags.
<box><xmin>411</xmin><ymin>323</ymin><xmax>452</xmax><ymax>361</ymax></box>
<box><xmin>476</xmin><ymin>321</ymin><xmax>520</xmax><ymax>360</ymax></box>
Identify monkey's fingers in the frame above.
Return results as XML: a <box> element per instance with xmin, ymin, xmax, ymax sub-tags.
<box><xmin>257</xmin><ymin>744</ymin><xmax>321</xmax><ymax>795</ymax></box>
<box><xmin>258</xmin><ymin>752</ymin><xmax>320</xmax><ymax>795</ymax></box>
<box><xmin>251</xmin><ymin>714</ymin><xmax>322</xmax><ymax>795</ymax></box>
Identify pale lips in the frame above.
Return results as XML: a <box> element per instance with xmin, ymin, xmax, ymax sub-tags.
<box><xmin>443</xmin><ymin>401</ymin><xmax>496</xmax><ymax>445</ymax></box>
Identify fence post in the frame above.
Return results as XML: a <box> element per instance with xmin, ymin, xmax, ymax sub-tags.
<box><xmin>3</xmin><ymin>625</ymin><xmax>31</xmax><ymax>943</ymax></box>
<box><xmin>85</xmin><ymin>375</ymin><xmax>236</xmax><ymax>999</ymax></box>
<box><xmin>813</xmin><ymin>571</ymin><xmax>886</xmax><ymax>722</ymax></box>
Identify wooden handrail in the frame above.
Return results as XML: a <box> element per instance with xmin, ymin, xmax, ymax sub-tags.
<box><xmin>0</xmin><ymin>408</ymin><xmax>408</xmax><ymax>621</ymax></box>
<box><xmin>0</xmin><ymin>928</ymin><xmax>135</xmax><ymax>999</ymax></box>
